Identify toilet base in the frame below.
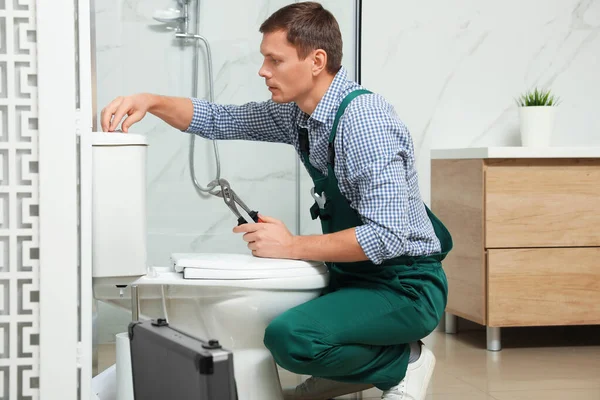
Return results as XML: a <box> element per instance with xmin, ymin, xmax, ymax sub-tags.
<box><xmin>233</xmin><ymin>349</ymin><xmax>284</xmax><ymax>400</ymax></box>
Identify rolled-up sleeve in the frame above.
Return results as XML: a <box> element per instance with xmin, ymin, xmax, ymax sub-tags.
<box><xmin>341</xmin><ymin>102</ymin><xmax>411</xmax><ymax>264</ymax></box>
<box><xmin>185</xmin><ymin>97</ymin><xmax>295</xmax><ymax>144</ymax></box>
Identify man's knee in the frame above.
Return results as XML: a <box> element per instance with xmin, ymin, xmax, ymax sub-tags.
<box><xmin>263</xmin><ymin>311</ymin><xmax>326</xmax><ymax>372</ymax></box>
<box><xmin>264</xmin><ymin>315</ymin><xmax>285</xmax><ymax>349</ymax></box>
<box><xmin>264</xmin><ymin>314</ymin><xmax>298</xmax><ymax>362</ymax></box>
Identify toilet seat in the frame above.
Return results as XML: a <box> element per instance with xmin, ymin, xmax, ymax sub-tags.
<box><xmin>170</xmin><ymin>253</ymin><xmax>328</xmax><ymax>280</ymax></box>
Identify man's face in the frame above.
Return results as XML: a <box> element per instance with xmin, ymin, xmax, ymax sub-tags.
<box><xmin>259</xmin><ymin>30</ymin><xmax>314</xmax><ymax>103</ymax></box>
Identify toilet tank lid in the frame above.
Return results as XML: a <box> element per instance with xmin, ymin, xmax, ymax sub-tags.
<box><xmin>90</xmin><ymin>132</ymin><xmax>148</xmax><ymax>146</ymax></box>
<box><xmin>171</xmin><ymin>253</ymin><xmax>326</xmax><ymax>272</ymax></box>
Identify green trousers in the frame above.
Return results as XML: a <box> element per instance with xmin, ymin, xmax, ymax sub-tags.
<box><xmin>263</xmin><ymin>258</ymin><xmax>447</xmax><ymax>391</ymax></box>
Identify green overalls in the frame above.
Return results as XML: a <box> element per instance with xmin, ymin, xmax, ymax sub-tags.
<box><xmin>263</xmin><ymin>90</ymin><xmax>453</xmax><ymax>391</ymax></box>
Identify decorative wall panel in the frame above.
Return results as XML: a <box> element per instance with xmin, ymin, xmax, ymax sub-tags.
<box><xmin>0</xmin><ymin>0</ymin><xmax>40</xmax><ymax>398</ymax></box>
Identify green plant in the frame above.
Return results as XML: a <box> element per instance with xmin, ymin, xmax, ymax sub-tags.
<box><xmin>515</xmin><ymin>87</ymin><xmax>560</xmax><ymax>107</ymax></box>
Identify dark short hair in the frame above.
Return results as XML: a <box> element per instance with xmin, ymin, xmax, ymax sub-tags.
<box><xmin>259</xmin><ymin>2</ymin><xmax>343</xmax><ymax>75</ymax></box>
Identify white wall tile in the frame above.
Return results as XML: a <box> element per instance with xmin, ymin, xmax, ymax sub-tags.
<box><xmin>362</xmin><ymin>0</ymin><xmax>600</xmax><ymax>204</ymax></box>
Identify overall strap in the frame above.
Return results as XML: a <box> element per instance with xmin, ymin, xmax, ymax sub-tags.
<box><xmin>298</xmin><ymin>127</ymin><xmax>310</xmax><ymax>162</ymax></box>
<box><xmin>327</xmin><ymin>89</ymin><xmax>372</xmax><ymax>167</ymax></box>
<box><xmin>298</xmin><ymin>126</ymin><xmax>323</xmax><ymax>181</ymax></box>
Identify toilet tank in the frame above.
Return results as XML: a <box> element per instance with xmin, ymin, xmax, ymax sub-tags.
<box><xmin>90</xmin><ymin>132</ymin><xmax>148</xmax><ymax>282</ymax></box>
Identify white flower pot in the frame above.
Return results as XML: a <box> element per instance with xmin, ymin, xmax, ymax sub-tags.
<box><xmin>518</xmin><ymin>106</ymin><xmax>557</xmax><ymax>147</ymax></box>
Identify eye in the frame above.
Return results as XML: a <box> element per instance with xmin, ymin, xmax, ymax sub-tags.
<box><xmin>271</xmin><ymin>57</ymin><xmax>280</xmax><ymax>65</ymax></box>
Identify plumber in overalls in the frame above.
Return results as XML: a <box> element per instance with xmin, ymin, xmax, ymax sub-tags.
<box><xmin>100</xmin><ymin>2</ymin><xmax>452</xmax><ymax>399</ymax></box>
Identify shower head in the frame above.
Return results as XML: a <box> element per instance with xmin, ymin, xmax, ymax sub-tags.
<box><xmin>152</xmin><ymin>8</ymin><xmax>184</xmax><ymax>23</ymax></box>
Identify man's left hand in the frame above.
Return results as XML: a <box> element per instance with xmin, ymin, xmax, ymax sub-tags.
<box><xmin>233</xmin><ymin>214</ymin><xmax>296</xmax><ymax>259</ymax></box>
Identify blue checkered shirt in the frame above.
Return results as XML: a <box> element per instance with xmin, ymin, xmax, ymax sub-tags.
<box><xmin>185</xmin><ymin>67</ymin><xmax>441</xmax><ymax>264</ymax></box>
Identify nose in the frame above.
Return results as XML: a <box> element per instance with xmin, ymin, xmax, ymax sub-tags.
<box><xmin>258</xmin><ymin>62</ymin><xmax>271</xmax><ymax>79</ymax></box>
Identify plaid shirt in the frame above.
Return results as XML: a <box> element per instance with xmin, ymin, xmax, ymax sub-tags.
<box><xmin>186</xmin><ymin>67</ymin><xmax>441</xmax><ymax>264</ymax></box>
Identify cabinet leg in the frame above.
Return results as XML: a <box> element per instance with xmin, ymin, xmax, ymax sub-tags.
<box><xmin>486</xmin><ymin>326</ymin><xmax>501</xmax><ymax>351</ymax></box>
<box><xmin>445</xmin><ymin>312</ymin><xmax>457</xmax><ymax>334</ymax></box>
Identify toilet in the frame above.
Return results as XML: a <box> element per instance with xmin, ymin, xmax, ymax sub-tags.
<box><xmin>88</xmin><ymin>132</ymin><xmax>329</xmax><ymax>400</ymax></box>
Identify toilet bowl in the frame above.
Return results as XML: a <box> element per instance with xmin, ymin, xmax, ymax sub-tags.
<box><xmin>93</xmin><ymin>252</ymin><xmax>329</xmax><ymax>400</ymax></box>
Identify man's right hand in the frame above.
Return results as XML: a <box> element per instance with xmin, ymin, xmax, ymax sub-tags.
<box><xmin>100</xmin><ymin>94</ymin><xmax>194</xmax><ymax>133</ymax></box>
<box><xmin>101</xmin><ymin>93</ymin><xmax>155</xmax><ymax>133</ymax></box>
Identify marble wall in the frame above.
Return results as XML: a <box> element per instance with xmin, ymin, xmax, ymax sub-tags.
<box><xmin>362</xmin><ymin>0</ymin><xmax>600</xmax><ymax>205</ymax></box>
<box><xmin>94</xmin><ymin>0</ymin><xmax>357</xmax><ymax>343</ymax></box>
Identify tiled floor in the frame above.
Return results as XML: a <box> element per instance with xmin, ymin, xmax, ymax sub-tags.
<box><xmin>97</xmin><ymin>325</ymin><xmax>600</xmax><ymax>399</ymax></box>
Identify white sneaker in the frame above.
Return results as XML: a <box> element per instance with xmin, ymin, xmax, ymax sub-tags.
<box><xmin>282</xmin><ymin>376</ymin><xmax>373</xmax><ymax>400</ymax></box>
<box><xmin>381</xmin><ymin>343</ymin><xmax>436</xmax><ymax>400</ymax></box>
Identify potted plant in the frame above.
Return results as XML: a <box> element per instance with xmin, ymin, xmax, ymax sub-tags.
<box><xmin>515</xmin><ymin>87</ymin><xmax>560</xmax><ymax>147</ymax></box>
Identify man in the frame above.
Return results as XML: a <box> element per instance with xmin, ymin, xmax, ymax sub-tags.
<box><xmin>101</xmin><ymin>2</ymin><xmax>452</xmax><ymax>399</ymax></box>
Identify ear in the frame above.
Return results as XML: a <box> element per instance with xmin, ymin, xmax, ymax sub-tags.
<box><xmin>311</xmin><ymin>49</ymin><xmax>328</xmax><ymax>75</ymax></box>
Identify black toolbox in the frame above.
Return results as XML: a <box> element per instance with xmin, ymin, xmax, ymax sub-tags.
<box><xmin>128</xmin><ymin>318</ymin><xmax>237</xmax><ymax>400</ymax></box>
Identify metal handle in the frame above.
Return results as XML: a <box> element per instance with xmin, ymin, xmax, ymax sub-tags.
<box><xmin>131</xmin><ymin>285</ymin><xmax>140</xmax><ymax>321</ymax></box>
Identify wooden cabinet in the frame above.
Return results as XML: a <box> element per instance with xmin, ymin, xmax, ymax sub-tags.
<box><xmin>430</xmin><ymin>149</ymin><xmax>600</xmax><ymax>350</ymax></box>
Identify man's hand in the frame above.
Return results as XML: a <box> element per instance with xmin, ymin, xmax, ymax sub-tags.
<box><xmin>233</xmin><ymin>214</ymin><xmax>369</xmax><ymax>263</ymax></box>
<box><xmin>233</xmin><ymin>214</ymin><xmax>296</xmax><ymax>259</ymax></box>
<box><xmin>101</xmin><ymin>93</ymin><xmax>155</xmax><ymax>132</ymax></box>
<box><xmin>101</xmin><ymin>94</ymin><xmax>194</xmax><ymax>132</ymax></box>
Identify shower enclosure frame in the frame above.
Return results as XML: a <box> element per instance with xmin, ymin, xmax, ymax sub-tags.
<box><xmin>37</xmin><ymin>0</ymin><xmax>95</xmax><ymax>398</ymax></box>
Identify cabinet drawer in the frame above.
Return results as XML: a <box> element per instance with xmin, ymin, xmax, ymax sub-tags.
<box><xmin>487</xmin><ymin>248</ymin><xmax>600</xmax><ymax>327</ymax></box>
<box><xmin>485</xmin><ymin>159</ymin><xmax>600</xmax><ymax>248</ymax></box>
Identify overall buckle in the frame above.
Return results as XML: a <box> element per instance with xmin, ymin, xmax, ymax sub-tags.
<box><xmin>310</xmin><ymin>187</ymin><xmax>331</xmax><ymax>220</ymax></box>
